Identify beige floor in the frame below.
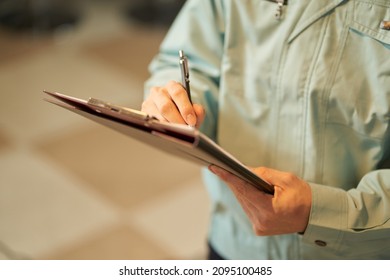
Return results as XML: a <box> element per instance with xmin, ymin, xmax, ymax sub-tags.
<box><xmin>0</xmin><ymin>1</ymin><xmax>210</xmax><ymax>260</ymax></box>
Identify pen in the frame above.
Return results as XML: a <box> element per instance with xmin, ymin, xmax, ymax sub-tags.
<box><xmin>179</xmin><ymin>50</ymin><xmax>192</xmax><ymax>104</ymax></box>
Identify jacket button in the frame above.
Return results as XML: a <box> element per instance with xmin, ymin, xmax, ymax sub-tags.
<box><xmin>315</xmin><ymin>240</ymin><xmax>327</xmax><ymax>247</ymax></box>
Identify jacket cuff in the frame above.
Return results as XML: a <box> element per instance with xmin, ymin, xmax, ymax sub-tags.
<box><xmin>301</xmin><ymin>183</ymin><xmax>348</xmax><ymax>251</ymax></box>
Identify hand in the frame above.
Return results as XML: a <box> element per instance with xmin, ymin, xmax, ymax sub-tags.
<box><xmin>209</xmin><ymin>165</ymin><xmax>312</xmax><ymax>236</ymax></box>
<box><xmin>142</xmin><ymin>80</ymin><xmax>205</xmax><ymax>128</ymax></box>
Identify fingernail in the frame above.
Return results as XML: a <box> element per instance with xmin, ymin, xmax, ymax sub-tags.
<box><xmin>186</xmin><ymin>113</ymin><xmax>196</xmax><ymax>126</ymax></box>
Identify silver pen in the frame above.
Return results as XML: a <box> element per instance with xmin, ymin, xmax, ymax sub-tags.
<box><xmin>179</xmin><ymin>50</ymin><xmax>192</xmax><ymax>104</ymax></box>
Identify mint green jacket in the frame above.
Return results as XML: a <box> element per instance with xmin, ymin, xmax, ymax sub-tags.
<box><xmin>145</xmin><ymin>0</ymin><xmax>390</xmax><ymax>259</ymax></box>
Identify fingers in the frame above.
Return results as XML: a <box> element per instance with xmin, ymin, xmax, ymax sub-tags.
<box><xmin>142</xmin><ymin>81</ymin><xmax>201</xmax><ymax>127</ymax></box>
<box><xmin>208</xmin><ymin>165</ymin><xmax>271</xmax><ymax>203</ymax></box>
<box><xmin>143</xmin><ymin>84</ymin><xmax>187</xmax><ymax>124</ymax></box>
<box><xmin>208</xmin><ymin>165</ymin><xmax>274</xmax><ymax>234</ymax></box>
<box><xmin>166</xmin><ymin>81</ymin><xmax>197</xmax><ymax>125</ymax></box>
<box><xmin>209</xmin><ymin>165</ymin><xmax>250</xmax><ymax>195</ymax></box>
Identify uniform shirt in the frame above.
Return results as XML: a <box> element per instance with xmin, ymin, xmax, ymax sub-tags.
<box><xmin>144</xmin><ymin>0</ymin><xmax>390</xmax><ymax>259</ymax></box>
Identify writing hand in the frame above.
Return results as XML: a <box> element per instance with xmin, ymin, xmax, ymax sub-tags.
<box><xmin>142</xmin><ymin>80</ymin><xmax>205</xmax><ymax>127</ymax></box>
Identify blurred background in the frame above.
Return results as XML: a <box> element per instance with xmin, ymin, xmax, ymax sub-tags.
<box><xmin>0</xmin><ymin>0</ymin><xmax>210</xmax><ymax>260</ymax></box>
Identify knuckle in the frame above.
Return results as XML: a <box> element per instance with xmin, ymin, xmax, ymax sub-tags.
<box><xmin>166</xmin><ymin>80</ymin><xmax>177</xmax><ymax>87</ymax></box>
<box><xmin>283</xmin><ymin>172</ymin><xmax>297</xmax><ymax>184</ymax></box>
<box><xmin>141</xmin><ymin>100</ymin><xmax>149</xmax><ymax>111</ymax></box>
<box><xmin>170</xmin><ymin>87</ymin><xmax>183</xmax><ymax>99</ymax></box>
<box><xmin>159</xmin><ymin>101</ymin><xmax>174</xmax><ymax>116</ymax></box>
<box><xmin>166</xmin><ymin>80</ymin><xmax>181</xmax><ymax>92</ymax></box>
<box><xmin>257</xmin><ymin>166</ymin><xmax>268</xmax><ymax>175</ymax></box>
<box><xmin>150</xmin><ymin>85</ymin><xmax>159</xmax><ymax>91</ymax></box>
<box><xmin>256</xmin><ymin>167</ymin><xmax>272</xmax><ymax>181</ymax></box>
<box><xmin>150</xmin><ymin>86</ymin><xmax>161</xmax><ymax>96</ymax></box>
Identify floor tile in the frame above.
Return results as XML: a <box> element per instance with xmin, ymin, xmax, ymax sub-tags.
<box><xmin>44</xmin><ymin>225</ymin><xmax>172</xmax><ymax>260</ymax></box>
<box><xmin>82</xmin><ymin>25</ymin><xmax>166</xmax><ymax>83</ymax></box>
<box><xmin>0</xmin><ymin>128</ymin><xmax>12</xmax><ymax>152</ymax></box>
<box><xmin>0</xmin><ymin>28</ymin><xmax>53</xmax><ymax>66</ymax></box>
<box><xmin>0</xmin><ymin>46</ymin><xmax>143</xmax><ymax>142</ymax></box>
<box><xmin>35</xmin><ymin>124</ymin><xmax>203</xmax><ymax>209</ymax></box>
<box><xmin>128</xmin><ymin>178</ymin><xmax>210</xmax><ymax>259</ymax></box>
<box><xmin>0</xmin><ymin>0</ymin><xmax>201</xmax><ymax>262</ymax></box>
<box><xmin>0</xmin><ymin>149</ymin><xmax>119</xmax><ymax>259</ymax></box>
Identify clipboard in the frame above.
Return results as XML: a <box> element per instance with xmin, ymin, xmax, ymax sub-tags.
<box><xmin>44</xmin><ymin>90</ymin><xmax>274</xmax><ymax>194</ymax></box>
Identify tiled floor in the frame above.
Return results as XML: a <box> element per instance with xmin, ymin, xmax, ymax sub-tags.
<box><xmin>0</xmin><ymin>1</ymin><xmax>210</xmax><ymax>260</ymax></box>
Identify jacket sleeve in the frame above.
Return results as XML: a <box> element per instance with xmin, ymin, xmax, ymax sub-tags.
<box><xmin>303</xmin><ymin>168</ymin><xmax>390</xmax><ymax>258</ymax></box>
<box><xmin>144</xmin><ymin>0</ymin><xmax>224</xmax><ymax>140</ymax></box>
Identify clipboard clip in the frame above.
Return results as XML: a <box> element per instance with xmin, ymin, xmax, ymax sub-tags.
<box><xmin>87</xmin><ymin>98</ymin><xmax>158</xmax><ymax>122</ymax></box>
